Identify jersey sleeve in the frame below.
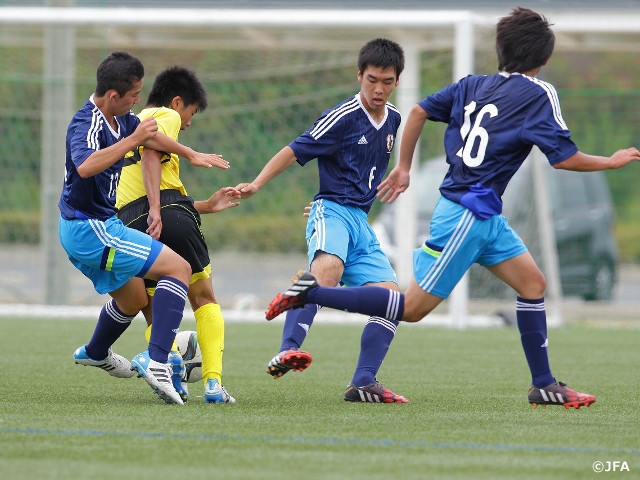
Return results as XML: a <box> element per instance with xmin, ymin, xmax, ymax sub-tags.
<box><xmin>149</xmin><ymin>108</ymin><xmax>180</xmax><ymax>140</ymax></box>
<box><xmin>521</xmin><ymin>89</ymin><xmax>578</xmax><ymax>165</ymax></box>
<box><xmin>289</xmin><ymin>110</ymin><xmax>342</xmax><ymax>166</ymax></box>
<box><xmin>68</xmin><ymin>117</ymin><xmax>102</xmax><ymax>169</ymax></box>
<box><xmin>419</xmin><ymin>82</ymin><xmax>458</xmax><ymax>123</ymax></box>
<box><xmin>135</xmin><ymin>108</ymin><xmax>177</xmax><ymax>159</ymax></box>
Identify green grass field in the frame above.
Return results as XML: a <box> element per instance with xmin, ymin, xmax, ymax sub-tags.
<box><xmin>0</xmin><ymin>316</ymin><xmax>638</xmax><ymax>480</ymax></box>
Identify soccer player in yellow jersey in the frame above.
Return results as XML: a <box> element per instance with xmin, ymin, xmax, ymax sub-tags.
<box><xmin>116</xmin><ymin>65</ymin><xmax>240</xmax><ymax>403</ymax></box>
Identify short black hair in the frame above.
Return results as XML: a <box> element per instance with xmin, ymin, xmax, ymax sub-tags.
<box><xmin>496</xmin><ymin>7</ymin><xmax>555</xmax><ymax>73</ymax></box>
<box><xmin>358</xmin><ymin>38</ymin><xmax>405</xmax><ymax>79</ymax></box>
<box><xmin>95</xmin><ymin>50</ymin><xmax>144</xmax><ymax>97</ymax></box>
<box><xmin>146</xmin><ymin>65</ymin><xmax>208</xmax><ymax>112</ymax></box>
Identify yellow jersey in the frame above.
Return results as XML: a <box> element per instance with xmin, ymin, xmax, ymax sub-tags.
<box><xmin>115</xmin><ymin>106</ymin><xmax>187</xmax><ymax>210</ymax></box>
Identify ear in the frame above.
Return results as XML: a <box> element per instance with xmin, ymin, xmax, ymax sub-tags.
<box><xmin>171</xmin><ymin>96</ymin><xmax>183</xmax><ymax>110</ymax></box>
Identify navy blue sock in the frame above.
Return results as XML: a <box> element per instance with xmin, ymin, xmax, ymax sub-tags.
<box><xmin>149</xmin><ymin>276</ymin><xmax>188</xmax><ymax>363</ymax></box>
<box><xmin>351</xmin><ymin>316</ymin><xmax>399</xmax><ymax>386</ymax></box>
<box><xmin>516</xmin><ymin>296</ymin><xmax>555</xmax><ymax>388</ymax></box>
<box><xmin>306</xmin><ymin>286</ymin><xmax>404</xmax><ymax>321</ymax></box>
<box><xmin>86</xmin><ymin>299</ymin><xmax>135</xmax><ymax>360</ymax></box>
<box><xmin>280</xmin><ymin>304</ymin><xmax>320</xmax><ymax>351</ymax></box>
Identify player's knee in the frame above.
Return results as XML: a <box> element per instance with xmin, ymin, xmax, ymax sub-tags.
<box><xmin>176</xmin><ymin>257</ymin><xmax>191</xmax><ymax>285</ymax></box>
<box><xmin>117</xmin><ymin>291</ymin><xmax>148</xmax><ymax>315</ymax></box>
<box><xmin>517</xmin><ymin>272</ymin><xmax>546</xmax><ymax>298</ymax></box>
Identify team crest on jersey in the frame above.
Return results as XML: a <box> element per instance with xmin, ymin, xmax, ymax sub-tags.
<box><xmin>386</xmin><ymin>134</ymin><xmax>394</xmax><ymax>152</ymax></box>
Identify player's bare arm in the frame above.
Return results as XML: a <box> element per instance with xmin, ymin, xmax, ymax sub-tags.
<box><xmin>377</xmin><ymin>104</ymin><xmax>430</xmax><ymax>203</ymax></box>
<box><xmin>553</xmin><ymin>147</ymin><xmax>640</xmax><ymax>171</ymax></box>
<box><xmin>237</xmin><ymin>146</ymin><xmax>298</xmax><ymax>199</ymax></box>
<box><xmin>77</xmin><ymin>116</ymin><xmax>158</xmax><ymax>178</ymax></box>
<box><xmin>194</xmin><ymin>187</ymin><xmax>242</xmax><ymax>214</ymax></box>
<box><xmin>140</xmin><ymin>148</ymin><xmax>163</xmax><ymax>239</ymax></box>
<box><xmin>144</xmin><ymin>133</ymin><xmax>230</xmax><ymax>170</ymax></box>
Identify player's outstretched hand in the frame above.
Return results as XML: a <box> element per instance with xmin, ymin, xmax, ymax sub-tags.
<box><xmin>377</xmin><ymin>166</ymin><xmax>410</xmax><ymax>203</ymax></box>
<box><xmin>196</xmin><ymin>187</ymin><xmax>242</xmax><ymax>214</ymax></box>
<box><xmin>609</xmin><ymin>147</ymin><xmax>640</xmax><ymax>168</ymax></box>
<box><xmin>236</xmin><ymin>182</ymin><xmax>260</xmax><ymax>199</ymax></box>
<box><xmin>187</xmin><ymin>152</ymin><xmax>230</xmax><ymax>169</ymax></box>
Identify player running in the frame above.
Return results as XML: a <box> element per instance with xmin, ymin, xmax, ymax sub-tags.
<box><xmin>266</xmin><ymin>8</ymin><xmax>640</xmax><ymax>409</ymax></box>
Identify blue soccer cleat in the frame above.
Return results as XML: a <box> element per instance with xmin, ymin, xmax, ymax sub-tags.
<box><xmin>168</xmin><ymin>349</ymin><xmax>188</xmax><ymax>402</ymax></box>
<box><xmin>204</xmin><ymin>378</ymin><xmax>236</xmax><ymax>404</ymax></box>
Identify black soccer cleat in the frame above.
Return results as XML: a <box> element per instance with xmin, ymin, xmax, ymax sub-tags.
<box><xmin>344</xmin><ymin>381</ymin><xmax>409</xmax><ymax>404</ymax></box>
<box><xmin>266</xmin><ymin>348</ymin><xmax>313</xmax><ymax>379</ymax></box>
<box><xmin>528</xmin><ymin>381</ymin><xmax>596</xmax><ymax>409</ymax></box>
<box><xmin>265</xmin><ymin>270</ymin><xmax>319</xmax><ymax>320</ymax></box>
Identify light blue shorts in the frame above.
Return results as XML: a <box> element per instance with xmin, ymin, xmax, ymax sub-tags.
<box><xmin>413</xmin><ymin>196</ymin><xmax>527</xmax><ymax>299</ymax></box>
<box><xmin>58</xmin><ymin>215</ymin><xmax>162</xmax><ymax>294</ymax></box>
<box><xmin>306</xmin><ymin>199</ymin><xmax>397</xmax><ymax>287</ymax></box>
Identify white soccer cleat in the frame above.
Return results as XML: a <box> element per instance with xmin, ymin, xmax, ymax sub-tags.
<box><xmin>131</xmin><ymin>350</ymin><xmax>184</xmax><ymax>405</ymax></box>
<box><xmin>73</xmin><ymin>345</ymin><xmax>136</xmax><ymax>378</ymax></box>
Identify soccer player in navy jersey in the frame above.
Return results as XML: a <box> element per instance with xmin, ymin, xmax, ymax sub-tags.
<box><xmin>59</xmin><ymin>51</ymin><xmax>229</xmax><ymax>404</ymax></box>
<box><xmin>266</xmin><ymin>8</ymin><xmax>640</xmax><ymax>408</ymax></box>
<box><xmin>237</xmin><ymin>38</ymin><xmax>408</xmax><ymax>403</ymax></box>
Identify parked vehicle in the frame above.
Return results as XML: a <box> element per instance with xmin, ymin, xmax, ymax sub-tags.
<box><xmin>372</xmin><ymin>157</ymin><xmax>619</xmax><ymax>301</ymax></box>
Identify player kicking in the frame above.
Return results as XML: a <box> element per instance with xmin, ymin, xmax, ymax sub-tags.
<box><xmin>266</xmin><ymin>8</ymin><xmax>640</xmax><ymax>409</ymax></box>
<box><xmin>60</xmin><ymin>51</ymin><xmax>228</xmax><ymax>404</ymax></box>
<box><xmin>237</xmin><ymin>38</ymin><xmax>408</xmax><ymax>403</ymax></box>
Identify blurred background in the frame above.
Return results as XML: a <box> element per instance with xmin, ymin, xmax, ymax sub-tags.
<box><xmin>1</xmin><ymin>1</ymin><xmax>640</xmax><ymax>325</ymax></box>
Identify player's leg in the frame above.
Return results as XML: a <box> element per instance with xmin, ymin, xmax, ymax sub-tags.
<box><xmin>267</xmin><ymin>201</ymin><xmax>347</xmax><ymax>379</ymax></box>
<box><xmin>130</xmin><ymin>200</ymin><xmax>194</xmax><ymax>402</ymax></box>
<box><xmin>73</xmin><ymin>280</ymin><xmax>145</xmax><ymax>378</ymax></box>
<box><xmin>130</xmin><ymin>243</ymin><xmax>190</xmax><ymax>404</ymax></box>
<box><xmin>60</xmin><ymin>216</ymin><xmax>147</xmax><ymax>379</ymax></box>
<box><xmin>484</xmin><ymin>220</ymin><xmax>595</xmax><ymax>409</ymax></box>
<box><xmin>187</xmin><ymin>275</ymin><xmax>235</xmax><ymax>404</ymax></box>
<box><xmin>141</xmin><ymin>245</ymin><xmax>190</xmax><ymax>358</ymax></box>
<box><xmin>339</xmin><ymin>216</ymin><xmax>407</xmax><ymax>403</ymax></box>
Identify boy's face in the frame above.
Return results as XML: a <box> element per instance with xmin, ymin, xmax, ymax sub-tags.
<box><xmin>111</xmin><ymin>79</ymin><xmax>143</xmax><ymax>116</ymax></box>
<box><xmin>357</xmin><ymin>65</ymin><xmax>399</xmax><ymax>116</ymax></box>
<box><xmin>172</xmin><ymin>97</ymin><xmax>199</xmax><ymax>130</ymax></box>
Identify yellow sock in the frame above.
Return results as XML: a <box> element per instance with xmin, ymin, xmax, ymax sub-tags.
<box><xmin>194</xmin><ymin>303</ymin><xmax>224</xmax><ymax>385</ymax></box>
<box><xmin>145</xmin><ymin>323</ymin><xmax>178</xmax><ymax>351</ymax></box>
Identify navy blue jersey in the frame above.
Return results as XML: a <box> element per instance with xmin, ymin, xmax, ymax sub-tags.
<box><xmin>290</xmin><ymin>94</ymin><xmax>401</xmax><ymax>214</ymax></box>
<box><xmin>59</xmin><ymin>96</ymin><xmax>141</xmax><ymax>220</ymax></box>
<box><xmin>420</xmin><ymin>72</ymin><xmax>579</xmax><ymax>219</ymax></box>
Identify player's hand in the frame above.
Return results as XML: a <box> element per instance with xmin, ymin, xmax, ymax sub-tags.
<box><xmin>134</xmin><ymin>116</ymin><xmax>159</xmax><ymax>144</ymax></box>
<box><xmin>187</xmin><ymin>152</ymin><xmax>230</xmax><ymax>169</ymax></box>
<box><xmin>303</xmin><ymin>201</ymin><xmax>313</xmax><ymax>217</ymax></box>
<box><xmin>609</xmin><ymin>147</ymin><xmax>640</xmax><ymax>168</ymax></box>
<box><xmin>146</xmin><ymin>205</ymin><xmax>162</xmax><ymax>239</ymax></box>
<box><xmin>377</xmin><ymin>167</ymin><xmax>410</xmax><ymax>203</ymax></box>
<box><xmin>197</xmin><ymin>187</ymin><xmax>241</xmax><ymax>214</ymax></box>
<box><xmin>236</xmin><ymin>182</ymin><xmax>260</xmax><ymax>199</ymax></box>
